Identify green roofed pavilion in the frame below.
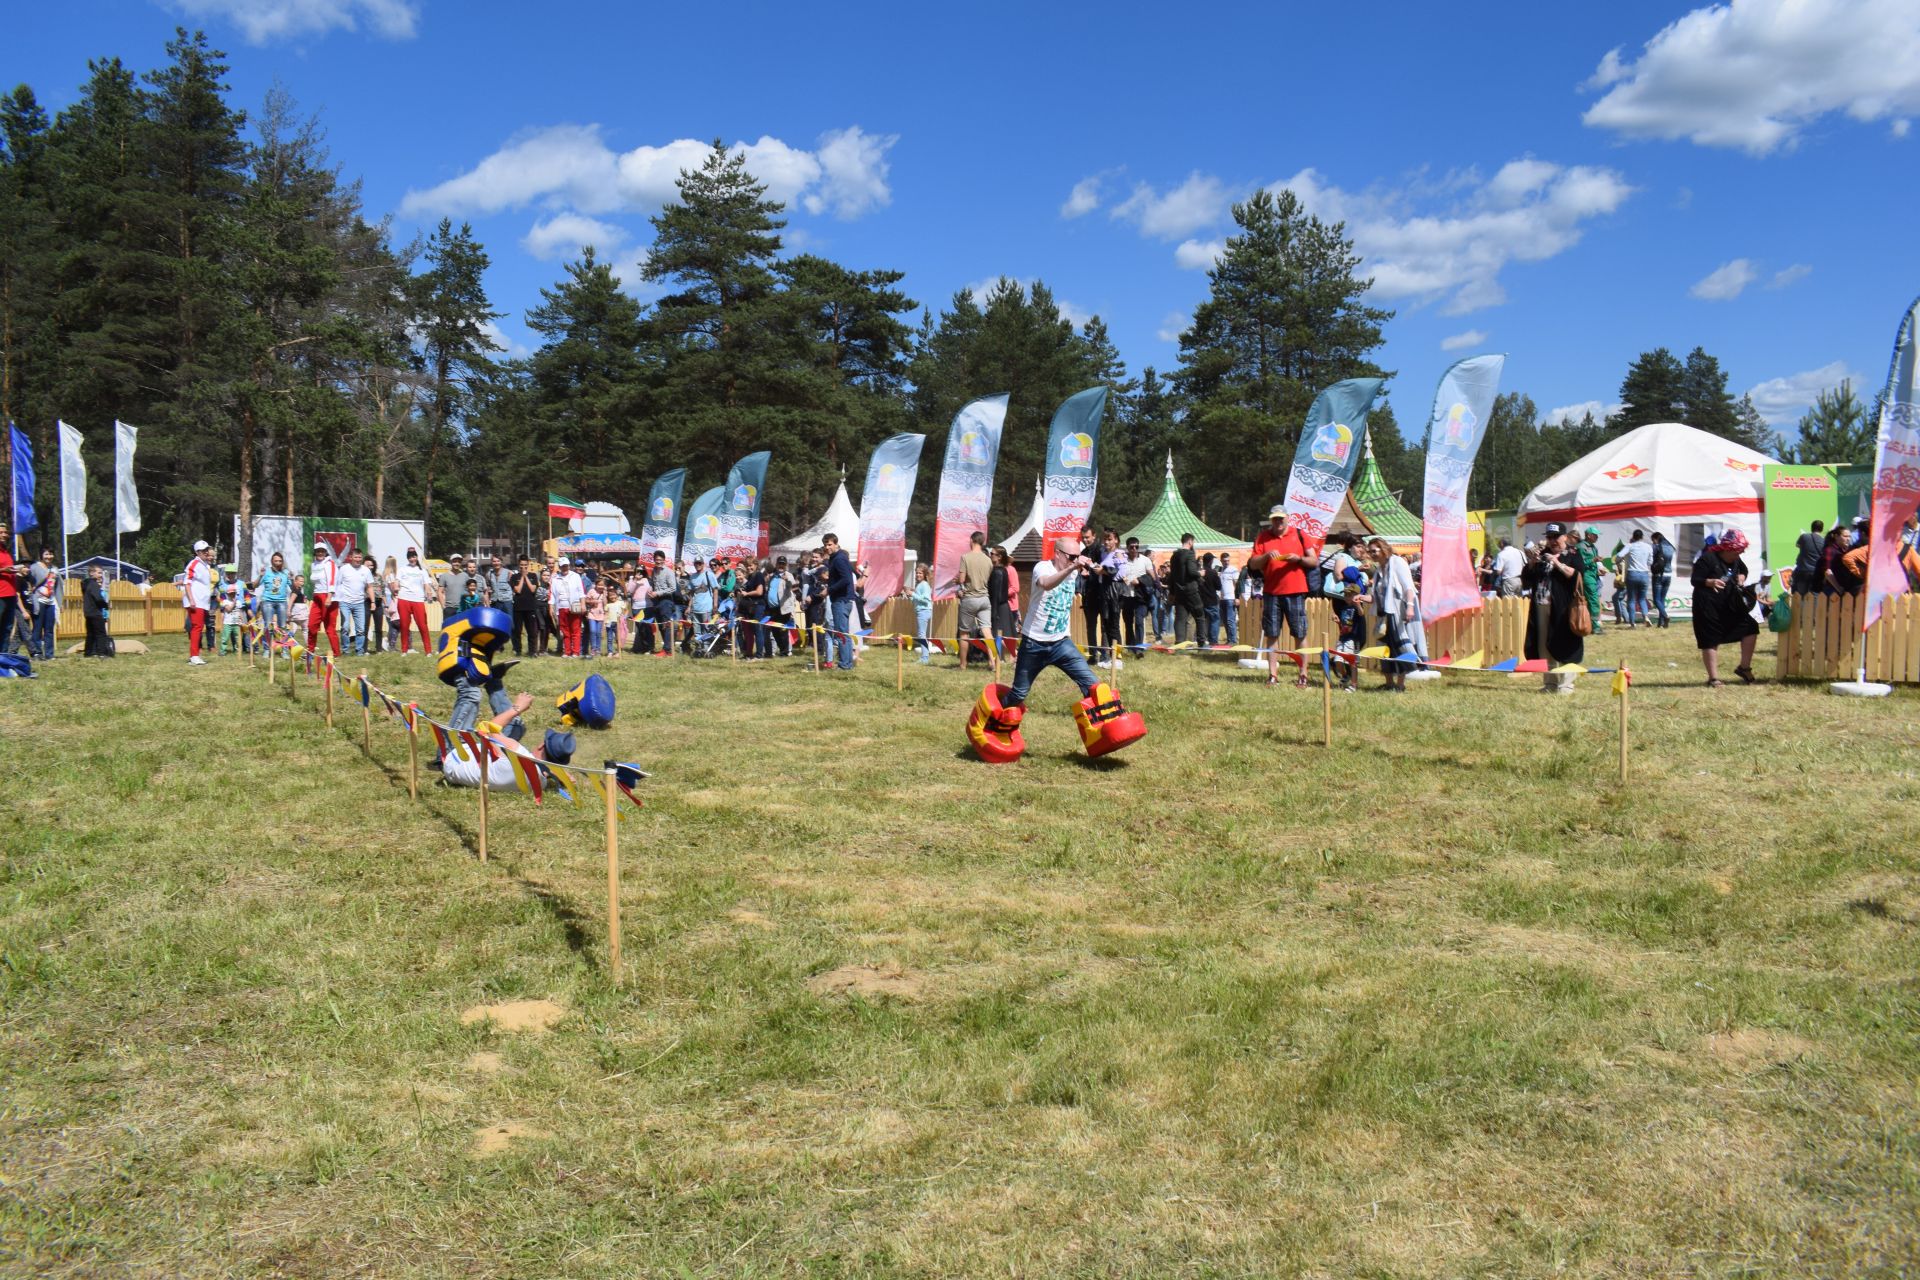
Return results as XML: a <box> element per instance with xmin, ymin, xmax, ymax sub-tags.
<box><xmin>1121</xmin><ymin>454</ymin><xmax>1248</xmax><ymax>552</ymax></box>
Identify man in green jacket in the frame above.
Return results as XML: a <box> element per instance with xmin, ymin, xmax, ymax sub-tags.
<box><xmin>1575</xmin><ymin>527</ymin><xmax>1605</xmax><ymax>635</ymax></box>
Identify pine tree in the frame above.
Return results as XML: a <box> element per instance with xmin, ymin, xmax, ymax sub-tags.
<box><xmin>1467</xmin><ymin>392</ymin><xmax>1542</xmax><ymax>510</ymax></box>
<box><xmin>1173</xmin><ymin>187</ymin><xmax>1390</xmax><ymax>530</ymax></box>
<box><xmin>1678</xmin><ymin>346</ymin><xmax>1740</xmax><ymax>438</ymax></box>
<box><xmin>410</xmin><ymin>218</ymin><xmax>500</xmax><ymax>546</ymax></box>
<box><xmin>523</xmin><ymin>247</ymin><xmax>650</xmax><ymax>513</ymax></box>
<box><xmin>1610</xmin><ymin>347</ymin><xmax>1684</xmax><ymax>434</ymax></box>
<box><xmin>1367</xmin><ymin>400</ymin><xmax>1422</xmax><ymax>501</ymax></box>
<box><xmin>0</xmin><ymin>83</ymin><xmax>57</xmax><ymax>541</ymax></box>
<box><xmin>1789</xmin><ymin>380</ymin><xmax>1874</xmax><ymax>464</ymax></box>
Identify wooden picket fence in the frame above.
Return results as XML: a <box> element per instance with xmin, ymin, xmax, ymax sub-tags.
<box><xmin>1774</xmin><ymin>592</ymin><xmax>1920</xmax><ymax>683</ymax></box>
<box><xmin>50</xmin><ymin>580</ymin><xmax>186</xmax><ymax>641</ymax></box>
<box><xmin>867</xmin><ymin>592</ymin><xmax>1533</xmax><ymax>664</ymax></box>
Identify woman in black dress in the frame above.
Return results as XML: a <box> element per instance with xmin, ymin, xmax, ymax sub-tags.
<box><xmin>1691</xmin><ymin>527</ymin><xmax>1759</xmax><ymax>687</ymax></box>
<box><xmin>1521</xmin><ymin>523</ymin><xmax>1584</xmax><ymax>693</ymax></box>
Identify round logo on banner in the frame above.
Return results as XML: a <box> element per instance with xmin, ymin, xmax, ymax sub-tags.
<box><xmin>958</xmin><ymin>432</ymin><xmax>989</xmax><ymax>465</ymax></box>
<box><xmin>1058</xmin><ymin>432</ymin><xmax>1094</xmax><ymax>469</ymax></box>
<box><xmin>650</xmin><ymin>495</ymin><xmax>674</xmax><ymax>521</ymax></box>
<box><xmin>731</xmin><ymin>484</ymin><xmax>758</xmax><ymax>511</ymax></box>
<box><xmin>1442</xmin><ymin>402</ymin><xmax>1477</xmax><ymax>444</ymax></box>
<box><xmin>1310</xmin><ymin>423</ymin><xmax>1353</xmax><ymax>465</ymax></box>
<box><xmin>692</xmin><ymin>514</ymin><xmax>721</xmax><ymax>540</ymax></box>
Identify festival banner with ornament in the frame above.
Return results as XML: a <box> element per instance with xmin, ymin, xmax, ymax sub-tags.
<box><xmin>1280</xmin><ymin>378</ymin><xmax>1385</xmax><ymax>551</ymax></box>
<box><xmin>1417</xmin><ymin>354</ymin><xmax>1507</xmax><ymax>624</ymax></box>
<box><xmin>715</xmin><ymin>451</ymin><xmax>770</xmax><ymax>561</ymax></box>
<box><xmin>930</xmin><ymin>394</ymin><xmax>1009</xmax><ymax>598</ymax></box>
<box><xmin>1866</xmin><ymin>295</ymin><xmax>1920</xmax><ymax>631</ymax></box>
<box><xmin>856</xmin><ymin>433</ymin><xmax>925</xmax><ymax>601</ymax></box>
<box><xmin>639</xmin><ymin>467</ymin><xmax>687</xmax><ymax>563</ymax></box>
<box><xmin>681</xmin><ymin>486</ymin><xmax>726</xmax><ymax>566</ymax></box>
<box><xmin>1039</xmin><ymin>387</ymin><xmax>1109</xmax><ymax>559</ymax></box>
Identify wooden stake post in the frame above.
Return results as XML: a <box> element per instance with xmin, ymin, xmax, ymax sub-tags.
<box><xmin>603</xmin><ymin>763</ymin><xmax>622</xmax><ymax>986</ymax></box>
<box><xmin>1321</xmin><ymin>652</ymin><xmax>1333</xmax><ymax>748</ymax></box>
<box><xmin>324</xmin><ymin>661</ymin><xmax>335</xmax><ymax>727</ymax></box>
<box><xmin>1618</xmin><ymin>664</ymin><xmax>1631</xmax><ymax>784</ymax></box>
<box><xmin>406</xmin><ymin>707</ymin><xmax>420</xmax><ymax>801</ymax></box>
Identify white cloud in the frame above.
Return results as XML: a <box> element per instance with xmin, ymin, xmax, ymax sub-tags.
<box><xmin>1061</xmin><ymin>175</ymin><xmax>1103</xmax><ymax>219</ymax></box>
<box><xmin>1542</xmin><ymin>400</ymin><xmax>1622</xmax><ymax>426</ymax></box>
<box><xmin>1895</xmin><ymin>118</ymin><xmax>1913</xmax><ymax>138</ymax></box>
<box><xmin>1111</xmin><ymin>172</ymin><xmax>1232</xmax><ymax>240</ymax></box>
<box><xmin>1581</xmin><ymin>0</ymin><xmax>1920</xmax><ymax>155</ymax></box>
<box><xmin>165</xmin><ymin>0</ymin><xmax>418</xmax><ymax>42</ymax></box>
<box><xmin>400</xmin><ymin>125</ymin><xmax>895</xmax><ymax>221</ymax></box>
<box><xmin>521</xmin><ymin>213</ymin><xmax>627</xmax><ymax>262</ymax></box>
<box><xmin>1440</xmin><ymin>329</ymin><xmax>1488</xmax><ymax>351</ymax></box>
<box><xmin>478</xmin><ymin>319</ymin><xmax>530</xmax><ymax>360</ymax></box>
<box><xmin>1272</xmin><ymin>158</ymin><xmax>1633</xmax><ymax>315</ymax></box>
<box><xmin>1768</xmin><ymin>263</ymin><xmax>1812</xmax><ymax>289</ymax></box>
<box><xmin>1746</xmin><ymin>360</ymin><xmax>1861</xmax><ymax>425</ymax></box>
<box><xmin>1173</xmin><ymin>238</ymin><xmax>1224</xmax><ymax>270</ymax></box>
<box><xmin>1156</xmin><ymin>311</ymin><xmax>1190</xmax><ymax>344</ymax></box>
<box><xmin>1690</xmin><ymin>258</ymin><xmax>1758</xmax><ymax>300</ymax></box>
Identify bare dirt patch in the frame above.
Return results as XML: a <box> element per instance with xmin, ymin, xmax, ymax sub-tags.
<box><xmin>465</xmin><ymin>1051</ymin><xmax>506</xmax><ymax>1074</ymax></box>
<box><xmin>806</xmin><ymin>963</ymin><xmax>923</xmax><ymax>1003</ymax></box>
<box><xmin>471</xmin><ymin>1121</ymin><xmax>551</xmax><ymax>1156</ymax></box>
<box><xmin>728</xmin><ymin>907</ymin><xmax>775</xmax><ymax>928</ymax></box>
<box><xmin>1703</xmin><ymin>1028</ymin><xmax>1817</xmax><ymax>1071</ymax></box>
<box><xmin>460</xmin><ymin>998</ymin><xmax>568</xmax><ymax>1035</ymax></box>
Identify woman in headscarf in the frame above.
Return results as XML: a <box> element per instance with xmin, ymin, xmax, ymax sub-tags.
<box><xmin>1692</xmin><ymin>527</ymin><xmax>1760</xmax><ymax>687</ymax></box>
<box><xmin>1521</xmin><ymin>523</ymin><xmax>1584</xmax><ymax>694</ymax></box>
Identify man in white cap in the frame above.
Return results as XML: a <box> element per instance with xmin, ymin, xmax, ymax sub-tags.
<box><xmin>307</xmin><ymin>539</ymin><xmax>341</xmax><ymax>656</ymax></box>
<box><xmin>1248</xmin><ymin>504</ymin><xmax>1314</xmax><ymax>688</ymax></box>
<box><xmin>179</xmin><ymin>540</ymin><xmax>215</xmax><ymax>665</ymax></box>
<box><xmin>548</xmin><ymin>555</ymin><xmax>585</xmax><ymax>657</ymax></box>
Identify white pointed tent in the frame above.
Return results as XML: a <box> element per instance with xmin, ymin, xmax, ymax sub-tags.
<box><xmin>1519</xmin><ymin>422</ymin><xmax>1777</xmax><ymax>600</ymax></box>
<box><xmin>1002</xmin><ymin>476</ymin><xmax>1049</xmax><ymax>564</ymax></box>
<box><xmin>769</xmin><ymin>477</ymin><xmax>860</xmax><ymax>560</ymax></box>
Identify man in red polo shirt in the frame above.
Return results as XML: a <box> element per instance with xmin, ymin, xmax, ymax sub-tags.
<box><xmin>1249</xmin><ymin>504</ymin><xmax>1314</xmax><ymax>688</ymax></box>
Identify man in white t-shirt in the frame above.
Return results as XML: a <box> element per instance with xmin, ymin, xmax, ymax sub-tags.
<box><xmin>1493</xmin><ymin>538</ymin><xmax>1526</xmax><ymax>597</ymax></box>
<box><xmin>334</xmin><ymin>550</ymin><xmax>371</xmax><ymax>656</ymax></box>
<box><xmin>307</xmin><ymin>540</ymin><xmax>342</xmax><ymax>656</ymax></box>
<box><xmin>548</xmin><ymin>557</ymin><xmax>585</xmax><ymax>657</ymax></box>
<box><xmin>394</xmin><ymin>547</ymin><xmax>432</xmax><ymax>654</ymax></box>
<box><xmin>1005</xmin><ymin>536</ymin><xmax>1102</xmax><ymax>710</ymax></box>
<box><xmin>179</xmin><ymin>539</ymin><xmax>215</xmax><ymax>665</ymax></box>
<box><xmin>1120</xmin><ymin>537</ymin><xmax>1154</xmax><ymax>657</ymax></box>
<box><xmin>443</xmin><ymin>706</ymin><xmax>576</xmax><ymax>790</ymax></box>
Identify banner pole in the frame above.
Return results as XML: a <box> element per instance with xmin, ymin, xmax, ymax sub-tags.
<box><xmin>359</xmin><ymin>672</ymin><xmax>371</xmax><ymax>755</ymax></box>
<box><xmin>407</xmin><ymin>711</ymin><xmax>419</xmax><ymax>801</ymax></box>
<box><xmin>603</xmin><ymin>763</ymin><xmax>622</xmax><ymax>986</ymax></box>
<box><xmin>1618</xmin><ymin>664</ymin><xmax>1630</xmax><ymax>784</ymax></box>
<box><xmin>896</xmin><ymin>632</ymin><xmax>905</xmax><ymax>692</ymax></box>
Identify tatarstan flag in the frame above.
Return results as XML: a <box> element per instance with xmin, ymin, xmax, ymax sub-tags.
<box><xmin>548</xmin><ymin>492</ymin><xmax>586</xmax><ymax>520</ymax></box>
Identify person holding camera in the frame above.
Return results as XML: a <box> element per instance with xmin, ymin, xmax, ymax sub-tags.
<box><xmin>1003</xmin><ymin>535</ymin><xmax>1103</xmax><ymax>711</ymax></box>
<box><xmin>1522</xmin><ymin>523</ymin><xmax>1584</xmax><ymax>694</ymax></box>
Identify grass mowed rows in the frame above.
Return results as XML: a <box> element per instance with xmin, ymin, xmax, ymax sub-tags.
<box><xmin>3</xmin><ymin>630</ymin><xmax>1917</xmax><ymax>1277</ymax></box>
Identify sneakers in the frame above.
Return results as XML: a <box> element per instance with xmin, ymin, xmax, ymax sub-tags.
<box><xmin>187</xmin><ymin>655</ymin><xmax>206</xmax><ymax>665</ymax></box>
<box><xmin>1266</xmin><ymin>675</ymin><xmax>1279</xmax><ymax>686</ymax></box>
<box><xmin>1294</xmin><ymin>675</ymin><xmax>1311</xmax><ymax>690</ymax></box>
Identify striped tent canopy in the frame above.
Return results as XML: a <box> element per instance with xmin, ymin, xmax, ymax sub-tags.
<box><xmin>1331</xmin><ymin>443</ymin><xmax>1421</xmax><ymax>549</ymax></box>
<box><xmin>1121</xmin><ymin>454</ymin><xmax>1247</xmax><ymax>552</ymax></box>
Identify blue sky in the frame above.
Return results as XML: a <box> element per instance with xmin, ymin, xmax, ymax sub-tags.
<box><xmin>14</xmin><ymin>0</ymin><xmax>1920</xmax><ymax>446</ymax></box>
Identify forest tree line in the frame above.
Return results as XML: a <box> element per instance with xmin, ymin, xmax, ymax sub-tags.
<box><xmin>1</xmin><ymin>31</ymin><xmax>1853</xmax><ymax>575</ymax></box>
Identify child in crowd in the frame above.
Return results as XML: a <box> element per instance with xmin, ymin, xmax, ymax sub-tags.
<box><xmin>217</xmin><ymin>567</ymin><xmax>246</xmax><ymax>655</ymax></box>
<box><xmin>459</xmin><ymin>577</ymin><xmax>484</xmax><ymax>611</ymax></box>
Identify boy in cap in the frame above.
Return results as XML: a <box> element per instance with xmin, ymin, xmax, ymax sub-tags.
<box><xmin>217</xmin><ymin>565</ymin><xmax>246</xmax><ymax>655</ymax></box>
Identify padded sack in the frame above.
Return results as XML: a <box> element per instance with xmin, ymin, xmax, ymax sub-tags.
<box><xmin>966</xmin><ymin>682</ymin><xmax>1026</xmax><ymax>763</ymax></box>
<box><xmin>1074</xmin><ymin>682</ymin><xmax>1146</xmax><ymax>758</ymax></box>
<box><xmin>556</xmin><ymin>673</ymin><xmax>616</xmax><ymax>728</ymax></box>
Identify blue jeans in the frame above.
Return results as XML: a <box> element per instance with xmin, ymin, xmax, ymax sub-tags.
<box><xmin>1129</xmin><ymin>602</ymin><xmax>1149</xmax><ymax>655</ymax></box>
<box><xmin>1624</xmin><ymin>571</ymin><xmax>1651</xmax><ymax>624</ymax></box>
<box><xmin>1006</xmin><ymin>633</ymin><xmax>1099</xmax><ymax>706</ymax></box>
<box><xmin>831</xmin><ymin>597</ymin><xmax>854</xmax><ymax>669</ymax></box>
<box><xmin>1222</xmin><ymin>600</ymin><xmax>1239</xmax><ymax>644</ymax></box>
<box><xmin>914</xmin><ymin>606</ymin><xmax>932</xmax><ymax>655</ymax></box>
<box><xmin>1202</xmin><ymin>604</ymin><xmax>1220</xmax><ymax>644</ymax></box>
<box><xmin>649</xmin><ymin>600</ymin><xmax>679</xmax><ymax>652</ymax></box>
<box><xmin>1152</xmin><ymin>599</ymin><xmax>1171</xmax><ymax>639</ymax></box>
<box><xmin>441</xmin><ymin>678</ymin><xmax>521</xmax><ymax>763</ymax></box>
<box><xmin>30</xmin><ymin>606</ymin><xmax>57</xmax><ymax>659</ymax></box>
<box><xmin>338</xmin><ymin>599</ymin><xmax>368</xmax><ymax>654</ymax></box>
<box><xmin>258</xmin><ymin>599</ymin><xmax>287</xmax><ymax>631</ymax></box>
<box><xmin>1652</xmin><ymin>574</ymin><xmax>1672</xmax><ymax>626</ymax></box>
<box><xmin>587</xmin><ymin>619</ymin><xmax>604</xmax><ymax>654</ymax></box>
<box><xmin>0</xmin><ymin>596</ymin><xmax>17</xmax><ymax>654</ymax></box>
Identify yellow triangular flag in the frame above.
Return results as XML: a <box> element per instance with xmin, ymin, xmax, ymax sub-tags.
<box><xmin>1550</xmin><ymin>663</ymin><xmax>1586</xmax><ymax>675</ymax></box>
<box><xmin>1357</xmin><ymin>644</ymin><xmax>1391</xmax><ymax>659</ymax></box>
<box><xmin>1611</xmin><ymin>669</ymin><xmax>1630</xmax><ymax>697</ymax></box>
<box><xmin>1452</xmin><ymin>649</ymin><xmax>1484</xmax><ymax>670</ymax></box>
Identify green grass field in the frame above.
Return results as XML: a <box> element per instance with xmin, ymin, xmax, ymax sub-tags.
<box><xmin>4</xmin><ymin>626</ymin><xmax>1918</xmax><ymax>1277</ymax></box>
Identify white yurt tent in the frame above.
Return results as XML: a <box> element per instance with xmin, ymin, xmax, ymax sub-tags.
<box><xmin>769</xmin><ymin>477</ymin><xmax>859</xmax><ymax>560</ymax></box>
<box><xmin>1519</xmin><ymin>422</ymin><xmax>1777</xmax><ymax>602</ymax></box>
